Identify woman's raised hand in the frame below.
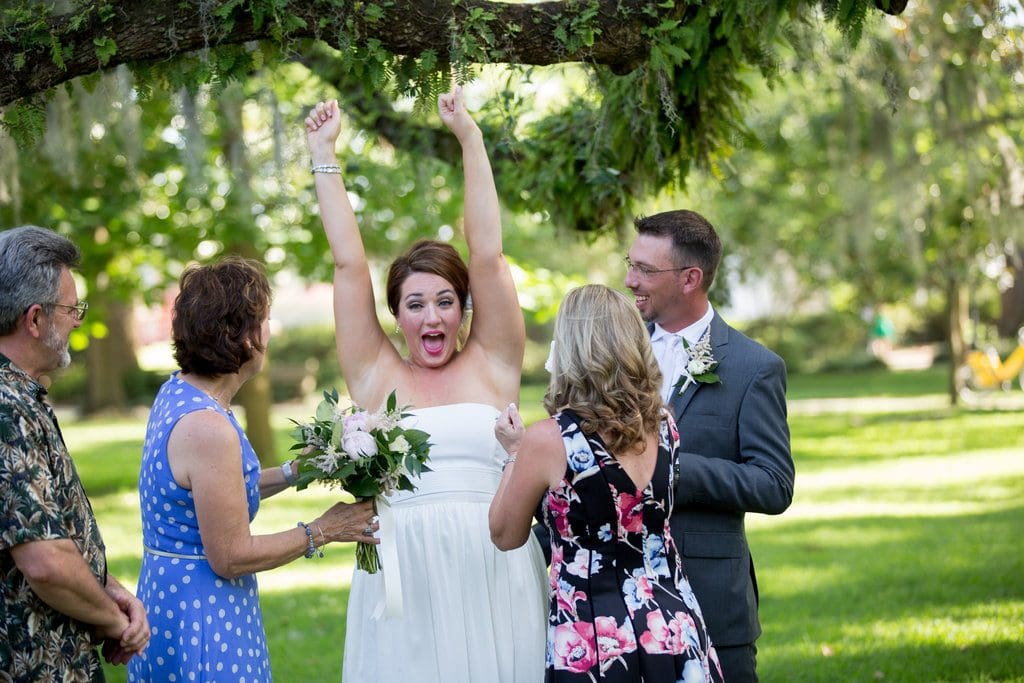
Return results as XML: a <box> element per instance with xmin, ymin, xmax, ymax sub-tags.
<box><xmin>438</xmin><ymin>86</ymin><xmax>480</xmax><ymax>142</ymax></box>
<box><xmin>305</xmin><ymin>99</ymin><xmax>342</xmax><ymax>164</ymax></box>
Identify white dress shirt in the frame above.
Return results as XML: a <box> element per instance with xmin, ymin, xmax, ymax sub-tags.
<box><xmin>650</xmin><ymin>304</ymin><xmax>715</xmax><ymax>403</ymax></box>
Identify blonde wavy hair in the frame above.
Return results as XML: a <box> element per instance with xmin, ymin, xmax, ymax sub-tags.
<box><xmin>543</xmin><ymin>284</ymin><xmax>664</xmax><ymax>456</ymax></box>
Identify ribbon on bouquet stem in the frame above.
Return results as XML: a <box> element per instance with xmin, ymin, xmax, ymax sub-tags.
<box><xmin>370</xmin><ymin>495</ymin><xmax>404</xmax><ymax>620</ymax></box>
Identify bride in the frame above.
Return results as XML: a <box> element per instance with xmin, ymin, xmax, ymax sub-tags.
<box><xmin>304</xmin><ymin>88</ymin><xmax>547</xmax><ymax>681</ymax></box>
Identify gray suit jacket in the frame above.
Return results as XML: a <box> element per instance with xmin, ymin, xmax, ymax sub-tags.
<box><xmin>667</xmin><ymin>313</ymin><xmax>794</xmax><ymax>647</ymax></box>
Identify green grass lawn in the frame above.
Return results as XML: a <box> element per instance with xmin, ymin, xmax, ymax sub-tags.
<box><xmin>59</xmin><ymin>368</ymin><xmax>1024</xmax><ymax>682</ymax></box>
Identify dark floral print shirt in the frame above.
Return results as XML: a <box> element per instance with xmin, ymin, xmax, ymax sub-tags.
<box><xmin>0</xmin><ymin>353</ymin><xmax>107</xmax><ymax>682</ymax></box>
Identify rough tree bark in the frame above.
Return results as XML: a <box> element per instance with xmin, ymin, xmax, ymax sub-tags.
<box><xmin>0</xmin><ymin>0</ymin><xmax>908</xmax><ymax>108</ymax></box>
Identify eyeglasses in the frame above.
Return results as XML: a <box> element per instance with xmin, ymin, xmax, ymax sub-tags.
<box><xmin>623</xmin><ymin>256</ymin><xmax>695</xmax><ymax>278</ymax></box>
<box><xmin>48</xmin><ymin>300</ymin><xmax>89</xmax><ymax>321</ymax></box>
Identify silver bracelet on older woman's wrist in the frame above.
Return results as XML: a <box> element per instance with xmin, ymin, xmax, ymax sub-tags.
<box><xmin>281</xmin><ymin>459</ymin><xmax>298</xmax><ymax>486</ymax></box>
<box><xmin>501</xmin><ymin>454</ymin><xmax>517</xmax><ymax>471</ymax></box>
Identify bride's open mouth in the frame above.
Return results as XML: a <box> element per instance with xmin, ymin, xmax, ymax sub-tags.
<box><xmin>422</xmin><ymin>332</ymin><xmax>445</xmax><ymax>355</ymax></box>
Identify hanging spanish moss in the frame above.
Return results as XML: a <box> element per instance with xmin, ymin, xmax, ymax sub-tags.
<box><xmin>0</xmin><ymin>133</ymin><xmax>20</xmax><ymax>222</ymax></box>
<box><xmin>179</xmin><ymin>87</ymin><xmax>208</xmax><ymax>192</ymax></box>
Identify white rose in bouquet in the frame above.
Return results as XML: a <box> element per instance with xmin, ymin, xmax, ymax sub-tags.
<box><xmin>343</xmin><ymin>430</ymin><xmax>378</xmax><ymax>459</ymax></box>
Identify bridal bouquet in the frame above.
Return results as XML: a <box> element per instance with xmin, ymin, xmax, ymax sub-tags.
<box><xmin>289</xmin><ymin>389</ymin><xmax>432</xmax><ymax>573</ymax></box>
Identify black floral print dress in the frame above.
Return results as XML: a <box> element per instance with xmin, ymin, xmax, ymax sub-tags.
<box><xmin>542</xmin><ymin>409</ymin><xmax>723</xmax><ymax>683</ymax></box>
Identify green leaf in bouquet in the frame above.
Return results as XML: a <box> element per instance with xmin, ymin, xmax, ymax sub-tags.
<box><xmin>403</xmin><ymin>429</ymin><xmax>431</xmax><ymax>448</ymax></box>
<box><xmin>335</xmin><ymin>461</ymin><xmax>357</xmax><ymax>480</ymax></box>
<box><xmin>386</xmin><ymin>390</ymin><xmax>397</xmax><ymax>413</ymax></box>
<box><xmin>315</xmin><ymin>398</ymin><xmax>335</xmax><ymax>422</ymax></box>
<box><xmin>403</xmin><ymin>454</ymin><xmax>425</xmax><ymax>477</ymax></box>
<box><xmin>347</xmin><ymin>476</ymin><xmax>381</xmax><ymax>499</ymax></box>
<box><xmin>293</xmin><ymin>465</ymin><xmax>319</xmax><ymax>492</ymax></box>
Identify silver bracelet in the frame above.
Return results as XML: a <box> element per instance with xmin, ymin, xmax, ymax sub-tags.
<box><xmin>501</xmin><ymin>455</ymin><xmax>517</xmax><ymax>471</ymax></box>
<box><xmin>281</xmin><ymin>459</ymin><xmax>298</xmax><ymax>486</ymax></box>
<box><xmin>311</xmin><ymin>164</ymin><xmax>342</xmax><ymax>174</ymax></box>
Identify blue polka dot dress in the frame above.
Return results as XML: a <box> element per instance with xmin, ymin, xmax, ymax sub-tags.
<box><xmin>128</xmin><ymin>373</ymin><xmax>270</xmax><ymax>682</ymax></box>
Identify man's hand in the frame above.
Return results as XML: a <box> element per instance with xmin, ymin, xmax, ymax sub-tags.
<box><xmin>105</xmin><ymin>579</ymin><xmax>150</xmax><ymax>654</ymax></box>
<box><xmin>101</xmin><ymin>639</ymin><xmax>135</xmax><ymax>666</ymax></box>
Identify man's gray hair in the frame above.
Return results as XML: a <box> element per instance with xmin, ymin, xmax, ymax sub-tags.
<box><xmin>0</xmin><ymin>226</ymin><xmax>81</xmax><ymax>335</ymax></box>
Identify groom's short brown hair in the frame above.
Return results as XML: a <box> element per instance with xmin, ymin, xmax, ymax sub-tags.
<box><xmin>634</xmin><ymin>210</ymin><xmax>723</xmax><ymax>291</ymax></box>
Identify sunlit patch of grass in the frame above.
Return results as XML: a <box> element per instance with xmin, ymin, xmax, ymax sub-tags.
<box><xmin>791</xmin><ymin>410</ymin><xmax>1024</xmax><ymax>471</ymax></box>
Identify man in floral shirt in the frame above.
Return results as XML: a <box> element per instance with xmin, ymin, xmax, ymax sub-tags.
<box><xmin>0</xmin><ymin>226</ymin><xmax>149</xmax><ymax>681</ymax></box>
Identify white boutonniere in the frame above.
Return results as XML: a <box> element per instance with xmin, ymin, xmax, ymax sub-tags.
<box><xmin>672</xmin><ymin>334</ymin><xmax>720</xmax><ymax>396</ymax></box>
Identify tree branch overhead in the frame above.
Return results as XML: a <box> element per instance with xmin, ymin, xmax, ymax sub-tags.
<box><xmin>1</xmin><ymin>0</ymin><xmax>661</xmax><ymax>108</ymax></box>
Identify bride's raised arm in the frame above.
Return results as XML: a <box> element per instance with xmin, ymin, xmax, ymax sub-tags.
<box><xmin>306</xmin><ymin>100</ymin><xmax>396</xmax><ymax>399</ymax></box>
<box><xmin>437</xmin><ymin>88</ymin><xmax>525</xmax><ymax>376</ymax></box>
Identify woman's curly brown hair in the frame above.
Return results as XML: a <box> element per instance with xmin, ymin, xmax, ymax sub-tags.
<box><xmin>543</xmin><ymin>284</ymin><xmax>664</xmax><ymax>456</ymax></box>
<box><xmin>172</xmin><ymin>256</ymin><xmax>272</xmax><ymax>377</ymax></box>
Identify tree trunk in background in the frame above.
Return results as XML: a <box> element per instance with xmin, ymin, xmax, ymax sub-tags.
<box><xmin>947</xmin><ymin>276</ymin><xmax>969</xmax><ymax>407</ymax></box>
<box><xmin>218</xmin><ymin>85</ymin><xmax>276</xmax><ymax>466</ymax></box>
<box><xmin>83</xmin><ymin>297</ymin><xmax>139</xmax><ymax>414</ymax></box>
<box><xmin>237</xmin><ymin>352</ymin><xmax>276</xmax><ymax>467</ymax></box>
<box><xmin>234</xmin><ymin>237</ymin><xmax>277</xmax><ymax>468</ymax></box>
<box><xmin>997</xmin><ymin>246</ymin><xmax>1024</xmax><ymax>337</ymax></box>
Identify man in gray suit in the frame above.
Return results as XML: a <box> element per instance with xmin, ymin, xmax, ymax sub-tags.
<box><xmin>625</xmin><ymin>209</ymin><xmax>794</xmax><ymax>682</ymax></box>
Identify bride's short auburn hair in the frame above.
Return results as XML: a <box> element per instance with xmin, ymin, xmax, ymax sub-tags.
<box><xmin>544</xmin><ymin>284</ymin><xmax>664</xmax><ymax>456</ymax></box>
<box><xmin>385</xmin><ymin>240</ymin><xmax>469</xmax><ymax>316</ymax></box>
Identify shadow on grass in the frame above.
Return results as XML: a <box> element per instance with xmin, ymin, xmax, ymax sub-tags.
<box><xmin>752</xmin><ymin>505</ymin><xmax>1024</xmax><ymax>682</ymax></box>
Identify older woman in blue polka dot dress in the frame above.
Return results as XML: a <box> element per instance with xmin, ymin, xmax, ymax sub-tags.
<box><xmin>128</xmin><ymin>258</ymin><xmax>377</xmax><ymax>682</ymax></box>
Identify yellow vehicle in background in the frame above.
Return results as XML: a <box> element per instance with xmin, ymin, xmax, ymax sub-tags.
<box><xmin>957</xmin><ymin>328</ymin><xmax>1024</xmax><ymax>397</ymax></box>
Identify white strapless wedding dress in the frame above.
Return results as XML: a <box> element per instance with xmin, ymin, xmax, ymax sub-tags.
<box><xmin>342</xmin><ymin>403</ymin><xmax>548</xmax><ymax>683</ymax></box>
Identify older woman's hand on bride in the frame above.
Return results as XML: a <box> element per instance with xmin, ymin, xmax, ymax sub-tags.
<box><xmin>314</xmin><ymin>499</ymin><xmax>379</xmax><ymax>545</ymax></box>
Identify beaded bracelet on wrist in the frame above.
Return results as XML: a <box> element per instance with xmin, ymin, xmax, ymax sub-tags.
<box><xmin>297</xmin><ymin>521</ymin><xmax>323</xmax><ymax>558</ymax></box>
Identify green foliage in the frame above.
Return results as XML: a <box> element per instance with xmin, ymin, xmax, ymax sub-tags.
<box><xmin>551</xmin><ymin>1</ymin><xmax>601</xmax><ymax>53</ymax></box>
<box><xmin>2</xmin><ymin>0</ymin><xmax>894</xmax><ymax>210</ymax></box>
<box><xmin>742</xmin><ymin>310</ymin><xmax>880</xmax><ymax>375</ymax></box>
<box><xmin>93</xmin><ymin>36</ymin><xmax>117</xmax><ymax>66</ymax></box>
<box><xmin>266</xmin><ymin>325</ymin><xmax>343</xmax><ymax>402</ymax></box>
<box><xmin>44</xmin><ymin>361</ymin><xmax>166</xmax><ymax>408</ymax></box>
<box><xmin>0</xmin><ymin>99</ymin><xmax>45</xmax><ymax>147</ymax></box>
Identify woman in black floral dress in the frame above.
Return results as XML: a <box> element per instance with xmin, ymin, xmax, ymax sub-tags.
<box><xmin>490</xmin><ymin>284</ymin><xmax>723</xmax><ymax>682</ymax></box>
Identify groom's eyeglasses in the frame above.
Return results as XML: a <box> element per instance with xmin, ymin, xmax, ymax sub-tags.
<box><xmin>623</xmin><ymin>256</ymin><xmax>695</xmax><ymax>278</ymax></box>
<box><xmin>47</xmin><ymin>300</ymin><xmax>89</xmax><ymax>321</ymax></box>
